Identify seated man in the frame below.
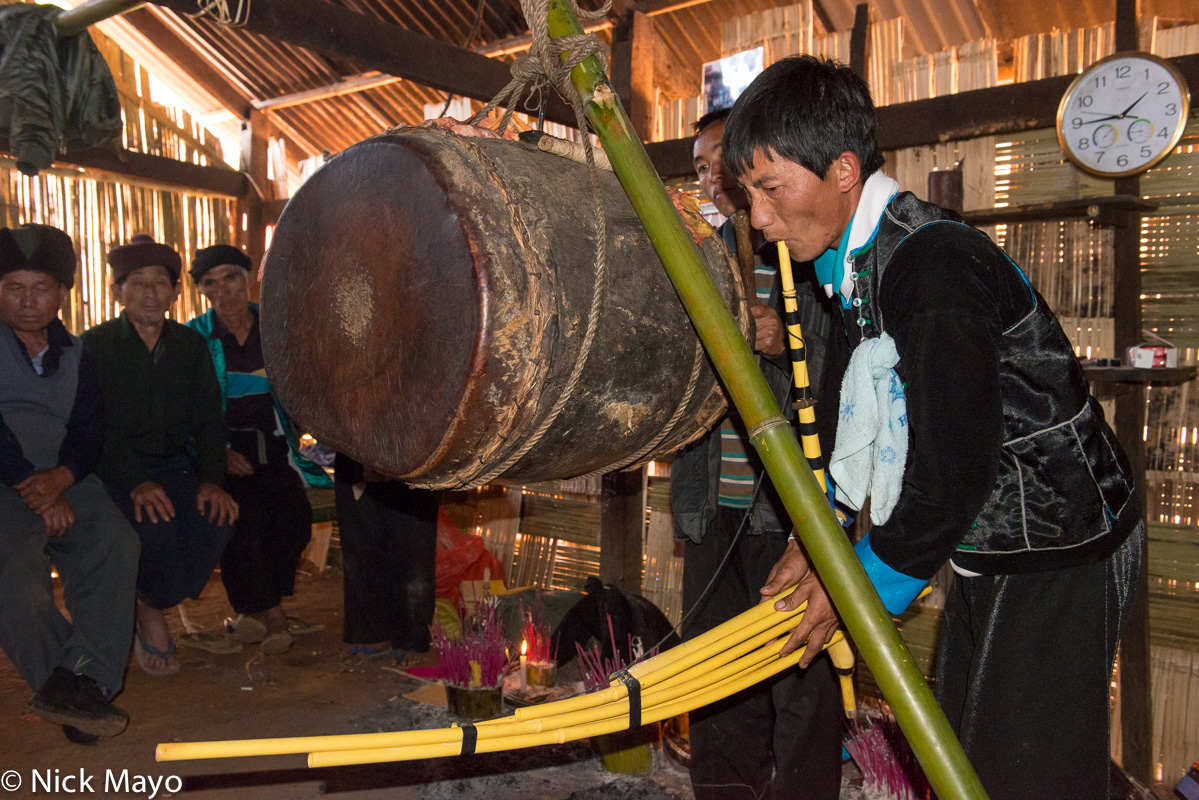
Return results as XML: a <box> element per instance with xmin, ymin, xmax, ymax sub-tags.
<box><xmin>187</xmin><ymin>245</ymin><xmax>332</xmax><ymax>654</ymax></box>
<box><xmin>0</xmin><ymin>224</ymin><xmax>139</xmax><ymax>744</ymax></box>
<box><xmin>82</xmin><ymin>234</ymin><xmax>238</xmax><ymax>676</ymax></box>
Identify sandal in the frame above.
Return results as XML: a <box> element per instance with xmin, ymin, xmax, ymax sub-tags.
<box><xmin>231</xmin><ymin>615</ymin><xmax>269</xmax><ymax>644</ymax></box>
<box><xmin>134</xmin><ymin>633</ymin><xmax>180</xmax><ymax>677</ymax></box>
<box><xmin>286</xmin><ymin>616</ymin><xmax>325</xmax><ymax>636</ymax></box>
<box><xmin>177</xmin><ymin>631</ymin><xmax>244</xmax><ymax>654</ymax></box>
<box><xmin>342</xmin><ymin>644</ymin><xmax>391</xmax><ymax>664</ymax></box>
<box><xmin>393</xmin><ymin>649</ymin><xmax>437</xmax><ymax>669</ymax></box>
<box><xmin>260</xmin><ymin>630</ymin><xmax>294</xmax><ymax>655</ymax></box>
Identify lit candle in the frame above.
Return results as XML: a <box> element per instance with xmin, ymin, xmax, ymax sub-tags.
<box><xmin>520</xmin><ymin>639</ymin><xmax>528</xmax><ymax>691</ymax></box>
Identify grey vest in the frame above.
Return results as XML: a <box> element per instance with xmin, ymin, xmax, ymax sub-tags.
<box><xmin>0</xmin><ymin>321</ymin><xmax>80</xmax><ymax>470</ymax></box>
<box><xmin>842</xmin><ymin>192</ymin><xmax>1139</xmax><ymax>573</ymax></box>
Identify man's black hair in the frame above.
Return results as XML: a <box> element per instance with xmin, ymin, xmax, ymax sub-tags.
<box><xmin>693</xmin><ymin>107</ymin><xmax>732</xmax><ymax>135</ymax></box>
<box><xmin>722</xmin><ymin>56</ymin><xmax>885</xmax><ymax>181</ymax></box>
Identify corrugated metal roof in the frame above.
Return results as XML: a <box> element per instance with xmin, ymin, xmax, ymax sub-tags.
<box><xmin>65</xmin><ymin>0</ymin><xmax>1199</xmax><ymax>164</ymax></box>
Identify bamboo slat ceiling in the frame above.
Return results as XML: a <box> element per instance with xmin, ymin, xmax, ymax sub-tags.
<box><xmin>102</xmin><ymin>0</ymin><xmax>1199</xmax><ymax>159</ymax></box>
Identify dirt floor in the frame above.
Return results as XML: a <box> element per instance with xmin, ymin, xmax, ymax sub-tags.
<box><xmin>0</xmin><ymin>567</ymin><xmax>695</xmax><ymax>800</ymax></box>
<box><xmin>0</xmin><ymin>566</ymin><xmax>1178</xmax><ymax>800</ymax></box>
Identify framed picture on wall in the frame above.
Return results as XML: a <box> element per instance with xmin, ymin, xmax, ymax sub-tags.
<box><xmin>701</xmin><ymin>47</ymin><xmax>764</xmax><ymax>114</ymax></box>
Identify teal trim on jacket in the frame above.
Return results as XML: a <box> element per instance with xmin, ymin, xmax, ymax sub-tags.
<box><xmin>186</xmin><ymin>304</ymin><xmax>332</xmax><ymax>488</ymax></box>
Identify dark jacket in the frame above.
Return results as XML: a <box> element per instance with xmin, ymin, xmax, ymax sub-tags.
<box><xmin>823</xmin><ymin>191</ymin><xmax>1140</xmax><ymax>577</ymax></box>
<box><xmin>0</xmin><ymin>4</ymin><xmax>122</xmax><ymax>176</ymax></box>
<box><xmin>672</xmin><ymin>221</ymin><xmax>832</xmax><ymax>543</ymax></box>
<box><xmin>81</xmin><ymin>313</ymin><xmax>227</xmax><ymax>491</ymax></box>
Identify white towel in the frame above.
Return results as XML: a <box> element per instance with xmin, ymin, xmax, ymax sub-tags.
<box><xmin>829</xmin><ymin>333</ymin><xmax>908</xmax><ymax>525</ymax></box>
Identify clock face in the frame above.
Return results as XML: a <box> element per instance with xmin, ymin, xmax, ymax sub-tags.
<box><xmin>1057</xmin><ymin>52</ymin><xmax>1191</xmax><ymax>178</ymax></box>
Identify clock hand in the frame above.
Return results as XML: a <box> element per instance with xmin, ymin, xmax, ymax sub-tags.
<box><xmin>1074</xmin><ymin>93</ymin><xmax>1149</xmax><ymax>125</ymax></box>
<box><xmin>1117</xmin><ymin>92</ymin><xmax>1148</xmax><ymax>118</ymax></box>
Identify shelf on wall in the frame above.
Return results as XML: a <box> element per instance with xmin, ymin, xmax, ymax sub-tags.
<box><xmin>1083</xmin><ymin>365</ymin><xmax>1197</xmax><ymax>385</ymax></box>
<box><xmin>961</xmin><ymin>194</ymin><xmax>1159</xmax><ymax>228</ymax></box>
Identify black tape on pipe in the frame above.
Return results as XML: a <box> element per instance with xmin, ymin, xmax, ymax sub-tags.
<box><xmin>460</xmin><ymin>723</ymin><xmax>478</xmax><ymax>755</ymax></box>
<box><xmin>613</xmin><ymin>669</ymin><xmax>642</xmax><ymax>728</ymax></box>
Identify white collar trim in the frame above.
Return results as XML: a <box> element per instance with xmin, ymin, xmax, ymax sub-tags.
<box><xmin>827</xmin><ymin>171</ymin><xmax>899</xmax><ymax>303</ymax></box>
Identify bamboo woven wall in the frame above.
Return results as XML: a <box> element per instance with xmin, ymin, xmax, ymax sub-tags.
<box><xmin>643</xmin><ymin>475</ymin><xmax>683</xmax><ymax>624</ymax></box>
<box><xmin>0</xmin><ymin>159</ymin><xmax>236</xmax><ymax>335</ymax></box>
<box><xmin>654</xmin><ymin>2</ymin><xmax>893</xmax><ymax>142</ymax></box>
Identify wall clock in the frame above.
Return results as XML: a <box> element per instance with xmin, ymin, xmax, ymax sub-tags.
<box><xmin>1056</xmin><ymin>51</ymin><xmax>1190</xmax><ymax>178</ymax></box>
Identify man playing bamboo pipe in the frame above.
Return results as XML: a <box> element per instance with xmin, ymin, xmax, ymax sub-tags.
<box><xmin>187</xmin><ymin>245</ymin><xmax>331</xmax><ymax>654</ymax></box>
<box><xmin>671</xmin><ymin>107</ymin><xmax>842</xmax><ymax>800</ymax></box>
<box><xmin>725</xmin><ymin>56</ymin><xmax>1143</xmax><ymax>800</ymax></box>
<box><xmin>83</xmin><ymin>235</ymin><xmax>238</xmax><ymax>676</ymax></box>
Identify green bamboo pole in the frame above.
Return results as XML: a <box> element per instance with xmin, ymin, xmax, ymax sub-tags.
<box><xmin>544</xmin><ymin>3</ymin><xmax>987</xmax><ymax>797</ymax></box>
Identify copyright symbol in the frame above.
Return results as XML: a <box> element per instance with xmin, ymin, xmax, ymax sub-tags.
<box><xmin>1</xmin><ymin>771</ymin><xmax>20</xmax><ymax>790</ymax></box>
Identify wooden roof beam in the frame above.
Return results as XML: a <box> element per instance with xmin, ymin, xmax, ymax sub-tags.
<box><xmin>253</xmin><ymin>72</ymin><xmax>402</xmax><ymax>112</ymax></box>
<box><xmin>474</xmin><ymin>18</ymin><xmax>613</xmax><ymax>57</ymax></box>
<box><xmin>152</xmin><ymin>0</ymin><xmax>579</xmax><ymax>128</ymax></box>
<box><xmin>644</xmin><ymin>52</ymin><xmax>1199</xmax><ymax>179</ymax></box>
<box><xmin>0</xmin><ymin>136</ymin><xmax>247</xmax><ymax>196</ymax></box>
<box><xmin>473</xmin><ymin>0</ymin><xmax>725</xmax><ymax>57</ymax></box>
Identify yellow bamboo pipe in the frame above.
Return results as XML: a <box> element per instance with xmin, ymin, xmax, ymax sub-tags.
<box><xmin>776</xmin><ymin>241</ymin><xmax>825</xmax><ymax>493</ymax></box>
<box><xmin>636</xmin><ymin>612</ymin><xmax>799</xmax><ymax>694</ymax></box>
<box><xmin>310</xmin><ymin>635</ymin><xmax>837</xmax><ymax>768</ymax></box>
<box><xmin>828</xmin><ymin>637</ymin><xmax>857</xmax><ymax>717</ymax></box>
<box><xmin>453</xmin><ymin>624</ymin><xmax>795</xmax><ymax>749</ymax></box>
<box><xmin>625</xmin><ymin>584</ymin><xmax>798</xmax><ymax>677</ymax></box>
<box><xmin>510</xmin><ymin>596</ymin><xmax>808</xmax><ymax>723</ymax></box>
<box><xmin>451</xmin><ymin>621</ymin><xmax>798</xmax><ymax>749</ymax></box>
<box><xmin>508</xmin><ymin>616</ymin><xmax>801</xmax><ymax>737</ymax></box>
<box><xmin>778</xmin><ymin>240</ymin><xmax>856</xmax><ymax>718</ymax></box>
<box><xmin>157</xmin><ymin>595</ymin><xmax>809</xmax><ymax>763</ymax></box>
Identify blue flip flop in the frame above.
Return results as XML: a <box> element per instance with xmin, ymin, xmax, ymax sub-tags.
<box><xmin>342</xmin><ymin>644</ymin><xmax>390</xmax><ymax>664</ymax></box>
<box><xmin>134</xmin><ymin>633</ymin><xmax>180</xmax><ymax>677</ymax></box>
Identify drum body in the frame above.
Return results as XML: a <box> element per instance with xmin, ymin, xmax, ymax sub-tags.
<box><xmin>261</xmin><ymin>127</ymin><xmax>749</xmax><ymax>488</ymax></box>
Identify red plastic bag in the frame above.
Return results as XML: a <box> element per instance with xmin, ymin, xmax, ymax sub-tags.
<box><xmin>435</xmin><ymin>509</ymin><xmax>506</xmax><ymax>607</ymax></box>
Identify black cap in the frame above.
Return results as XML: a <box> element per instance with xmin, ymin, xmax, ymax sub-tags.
<box><xmin>190</xmin><ymin>243</ymin><xmax>252</xmax><ymax>283</ymax></box>
<box><xmin>106</xmin><ymin>234</ymin><xmax>182</xmax><ymax>285</ymax></box>
<box><xmin>0</xmin><ymin>224</ymin><xmax>77</xmax><ymax>288</ymax></box>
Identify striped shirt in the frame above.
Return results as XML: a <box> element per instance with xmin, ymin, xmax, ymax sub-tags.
<box><xmin>718</xmin><ymin>263</ymin><xmax>777</xmax><ymax>508</ymax></box>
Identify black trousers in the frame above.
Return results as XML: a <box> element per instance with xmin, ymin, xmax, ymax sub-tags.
<box><xmin>935</xmin><ymin>522</ymin><xmax>1145</xmax><ymax>800</ymax></box>
<box><xmin>335</xmin><ymin>466</ymin><xmax>439</xmax><ymax>651</ymax></box>
<box><xmin>107</xmin><ymin>453</ymin><xmax>233</xmax><ymax>610</ymax></box>
<box><xmin>683</xmin><ymin>506</ymin><xmax>843</xmax><ymax>800</ymax></box>
<box><xmin>220</xmin><ymin>455</ymin><xmax>313</xmax><ymax>615</ymax></box>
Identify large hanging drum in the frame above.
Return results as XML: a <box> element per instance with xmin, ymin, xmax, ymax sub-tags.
<box><xmin>261</xmin><ymin>126</ymin><xmax>750</xmax><ymax>489</ymax></box>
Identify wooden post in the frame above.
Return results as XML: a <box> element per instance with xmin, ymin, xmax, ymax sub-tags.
<box><xmin>609</xmin><ymin>11</ymin><xmax>656</xmax><ymax>141</ymax></box>
<box><xmin>849</xmin><ymin>3</ymin><xmax>870</xmax><ymax>80</ymax></box>
<box><xmin>1111</xmin><ymin>0</ymin><xmax>1153</xmax><ymax>785</ymax></box>
<box><xmin>600</xmin><ymin>467</ymin><xmax>647</xmax><ymax>593</ymax></box>
<box><xmin>238</xmin><ymin>110</ymin><xmax>272</xmax><ymax>302</ymax></box>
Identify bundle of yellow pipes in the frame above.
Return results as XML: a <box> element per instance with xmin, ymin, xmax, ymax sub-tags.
<box><xmin>157</xmin><ymin>590</ymin><xmax>857</xmax><ymax>768</ymax></box>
